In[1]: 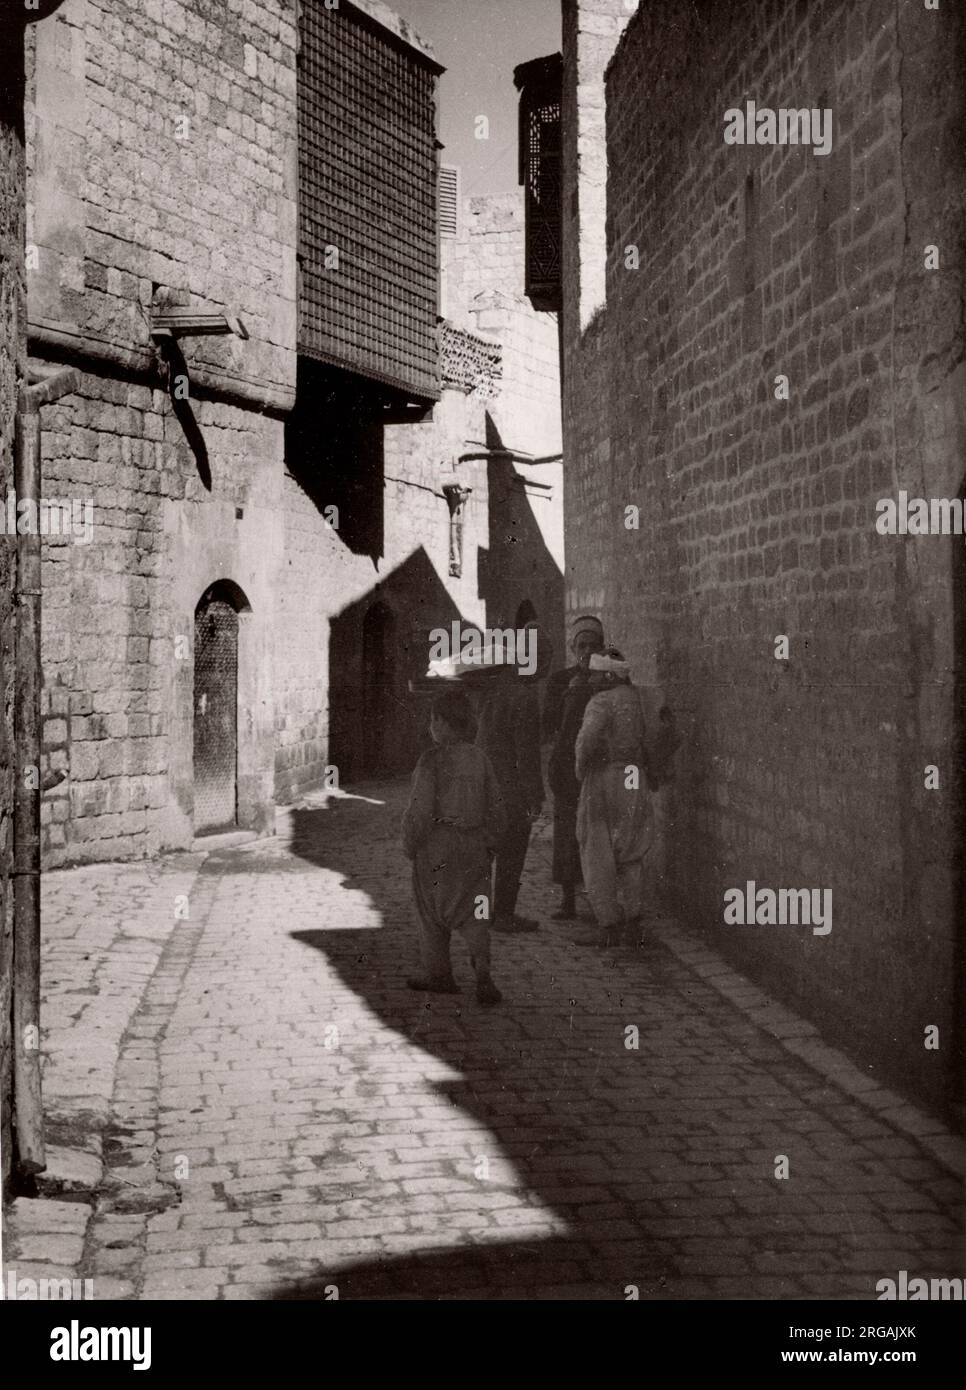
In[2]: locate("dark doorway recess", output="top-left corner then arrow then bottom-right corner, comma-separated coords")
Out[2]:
329,549 -> 467,783
193,580 -> 249,835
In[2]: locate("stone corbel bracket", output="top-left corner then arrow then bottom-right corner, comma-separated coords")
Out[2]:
149,310 -> 249,344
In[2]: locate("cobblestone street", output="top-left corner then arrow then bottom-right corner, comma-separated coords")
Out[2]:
5,779 -> 963,1301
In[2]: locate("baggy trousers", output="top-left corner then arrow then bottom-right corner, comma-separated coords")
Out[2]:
413,823 -> 492,977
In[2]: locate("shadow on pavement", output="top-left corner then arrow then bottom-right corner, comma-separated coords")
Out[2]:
256,787 -> 822,1301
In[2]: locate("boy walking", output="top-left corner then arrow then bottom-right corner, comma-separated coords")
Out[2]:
402,689 -> 505,1006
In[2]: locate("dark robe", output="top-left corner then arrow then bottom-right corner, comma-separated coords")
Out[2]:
544,666 -> 597,888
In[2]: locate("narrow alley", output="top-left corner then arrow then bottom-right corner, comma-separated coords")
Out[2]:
6,780 -> 961,1301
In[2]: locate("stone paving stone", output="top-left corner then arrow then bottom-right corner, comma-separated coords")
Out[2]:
4,779 -> 964,1302
9,1233 -> 87,1265
90,1277 -> 136,1299
37,1144 -> 103,1196
5,1197 -> 91,1236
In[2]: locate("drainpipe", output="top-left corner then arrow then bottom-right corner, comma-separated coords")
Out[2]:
12,366 -> 80,1175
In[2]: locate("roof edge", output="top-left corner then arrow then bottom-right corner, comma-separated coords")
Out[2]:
513,51 -> 562,92
343,0 -> 445,73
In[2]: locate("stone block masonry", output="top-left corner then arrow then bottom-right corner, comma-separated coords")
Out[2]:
25,0 -> 299,865
443,192 -> 563,463
441,192 -> 565,663
22,2 -> 565,859
561,0 -> 966,1116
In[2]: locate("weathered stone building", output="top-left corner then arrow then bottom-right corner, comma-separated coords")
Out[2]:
27,0 -> 303,861
23,0 -> 562,863
289,187 -> 564,789
537,0 -> 966,1117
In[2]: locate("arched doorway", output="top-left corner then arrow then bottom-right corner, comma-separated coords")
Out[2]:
515,598 -> 537,628
193,581 -> 249,834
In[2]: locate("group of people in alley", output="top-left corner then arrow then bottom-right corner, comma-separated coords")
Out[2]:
401,615 -> 679,1006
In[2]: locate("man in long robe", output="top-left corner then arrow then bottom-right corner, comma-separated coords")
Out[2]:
574,651 -> 654,946
543,616 -> 606,918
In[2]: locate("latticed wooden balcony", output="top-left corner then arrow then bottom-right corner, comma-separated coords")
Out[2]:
514,53 -> 563,314
297,0 -> 444,403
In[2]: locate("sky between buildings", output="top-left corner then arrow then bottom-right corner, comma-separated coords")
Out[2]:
388,0 -> 561,198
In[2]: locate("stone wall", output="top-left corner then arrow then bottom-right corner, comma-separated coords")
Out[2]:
26,0 -> 297,864
443,191 -> 565,664
560,0 -> 630,626
444,192 -> 562,458
275,377 -> 494,795
0,15 -> 27,1196
561,0 -> 966,1114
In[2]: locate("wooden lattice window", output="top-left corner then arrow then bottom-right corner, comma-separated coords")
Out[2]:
514,53 -> 562,313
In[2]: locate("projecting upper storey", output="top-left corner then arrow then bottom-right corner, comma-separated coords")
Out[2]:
514,53 -> 562,314
297,0 -> 445,404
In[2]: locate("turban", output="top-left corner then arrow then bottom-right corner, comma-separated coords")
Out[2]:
570,615 -> 604,642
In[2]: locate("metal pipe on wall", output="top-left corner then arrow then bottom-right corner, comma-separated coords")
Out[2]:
12,366 -> 80,1175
